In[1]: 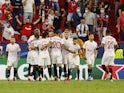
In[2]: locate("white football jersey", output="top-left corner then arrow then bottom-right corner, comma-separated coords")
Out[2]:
102,36 -> 117,56
83,40 -> 97,57
27,35 -> 41,51
3,27 -> 15,40
69,43 -> 81,54
38,38 -> 50,58
27,35 -> 35,44
6,43 -> 21,61
28,40 -> 39,51
50,36 -> 64,54
62,38 -> 73,54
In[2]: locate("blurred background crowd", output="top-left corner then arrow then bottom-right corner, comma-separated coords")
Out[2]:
0,0 -> 124,42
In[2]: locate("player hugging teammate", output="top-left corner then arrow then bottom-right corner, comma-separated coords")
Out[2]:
5,29 -> 118,81
26,29 -> 82,81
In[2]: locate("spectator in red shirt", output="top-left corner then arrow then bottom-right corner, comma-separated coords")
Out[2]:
15,15 -> 41,41
0,0 -> 13,26
67,0 -> 77,29
118,0 -> 124,17
119,0 -> 124,5
117,10 -> 124,41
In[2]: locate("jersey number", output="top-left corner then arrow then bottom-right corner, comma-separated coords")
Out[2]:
53,41 -> 61,48
108,41 -> 114,49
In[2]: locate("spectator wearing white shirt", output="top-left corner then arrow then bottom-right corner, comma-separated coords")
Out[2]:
2,21 -> 20,41
48,9 -> 55,25
23,0 -> 35,23
76,18 -> 89,41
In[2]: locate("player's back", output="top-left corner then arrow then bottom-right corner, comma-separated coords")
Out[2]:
38,38 -> 49,52
27,35 -> 41,52
50,36 -> 63,54
102,36 -> 117,55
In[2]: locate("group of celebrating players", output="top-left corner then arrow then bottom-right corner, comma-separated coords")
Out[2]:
5,28 -> 118,81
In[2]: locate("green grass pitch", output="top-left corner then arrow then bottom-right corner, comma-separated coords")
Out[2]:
0,80 -> 123,93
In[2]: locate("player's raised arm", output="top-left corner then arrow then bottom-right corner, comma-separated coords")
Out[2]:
33,16 -> 42,25
15,15 -> 22,26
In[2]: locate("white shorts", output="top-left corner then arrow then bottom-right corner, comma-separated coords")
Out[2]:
67,13 -> 73,21
27,51 -> 38,65
86,56 -> 95,67
62,53 -> 69,64
102,53 -> 114,66
68,54 -> 80,68
51,54 -> 62,64
7,59 -> 18,68
38,56 -> 51,66
27,51 -> 32,64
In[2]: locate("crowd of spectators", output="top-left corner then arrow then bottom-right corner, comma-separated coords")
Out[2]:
0,0 -> 123,42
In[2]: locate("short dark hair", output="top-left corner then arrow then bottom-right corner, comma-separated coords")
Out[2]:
82,17 -> 85,20
106,29 -> 111,34
27,16 -> 30,19
73,37 -> 78,40
42,32 -> 48,38
89,32 -> 94,35
54,31 -> 60,35
34,29 -> 40,38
